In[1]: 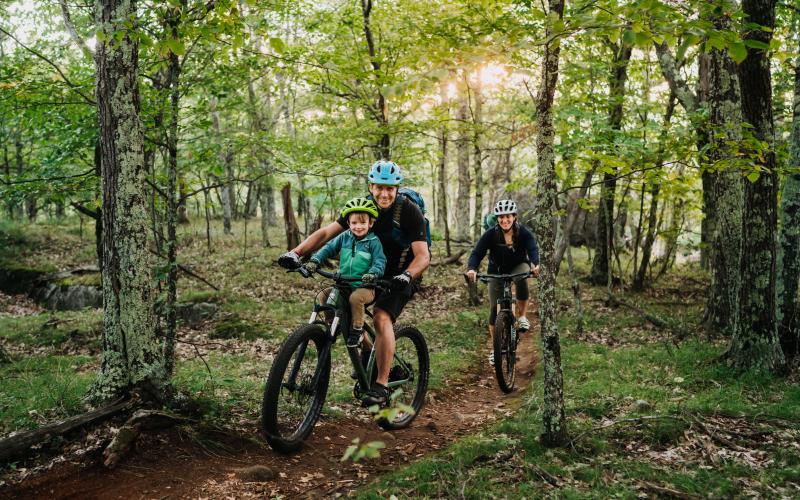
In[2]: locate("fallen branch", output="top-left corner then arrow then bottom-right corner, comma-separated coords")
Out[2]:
604,291 -> 690,340
0,396 -> 137,463
568,414 -> 688,448
641,481 -> 699,499
528,463 -> 563,487
431,249 -> 466,266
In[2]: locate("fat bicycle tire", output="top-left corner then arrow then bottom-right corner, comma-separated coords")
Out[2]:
373,325 -> 429,430
493,311 -> 516,393
262,324 -> 331,453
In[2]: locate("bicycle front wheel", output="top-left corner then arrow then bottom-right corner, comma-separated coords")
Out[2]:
375,325 -> 429,430
262,324 -> 331,453
493,311 -> 516,393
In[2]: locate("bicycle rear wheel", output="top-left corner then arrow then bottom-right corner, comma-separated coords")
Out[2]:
374,325 -> 429,430
493,311 -> 516,393
262,324 -> 331,453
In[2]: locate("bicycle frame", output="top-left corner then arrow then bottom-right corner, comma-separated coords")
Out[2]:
476,271 -> 531,318
286,268 -> 412,399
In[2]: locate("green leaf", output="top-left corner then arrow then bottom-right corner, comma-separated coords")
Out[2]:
746,171 -> 760,183
728,42 -> 747,64
622,29 -> 636,46
743,39 -> 769,50
269,37 -> 287,54
164,37 -> 185,56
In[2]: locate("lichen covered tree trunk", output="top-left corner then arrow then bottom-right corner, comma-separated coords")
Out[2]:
437,88 -> 452,256
455,94 -> 471,241
727,0 -> 785,372
777,30 -> 800,359
704,11 -> 744,338
91,0 -> 166,401
533,0 -> 568,447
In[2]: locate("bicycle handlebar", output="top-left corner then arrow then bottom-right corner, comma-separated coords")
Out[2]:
293,267 -> 392,288
465,271 -> 532,283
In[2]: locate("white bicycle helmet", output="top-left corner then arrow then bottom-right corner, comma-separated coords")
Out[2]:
493,199 -> 517,216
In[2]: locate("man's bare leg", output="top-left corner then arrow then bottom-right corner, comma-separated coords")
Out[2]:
372,309 -> 395,387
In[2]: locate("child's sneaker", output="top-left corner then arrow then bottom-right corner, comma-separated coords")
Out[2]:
516,316 -> 530,332
361,383 -> 390,407
347,328 -> 363,348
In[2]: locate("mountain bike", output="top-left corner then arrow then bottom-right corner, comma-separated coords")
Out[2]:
476,271 -> 531,393
262,267 -> 429,454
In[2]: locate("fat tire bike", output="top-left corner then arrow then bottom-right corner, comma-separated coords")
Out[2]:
476,271 -> 531,393
262,267 -> 429,453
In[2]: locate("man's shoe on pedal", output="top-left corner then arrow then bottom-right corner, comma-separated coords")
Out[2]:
361,383 -> 391,407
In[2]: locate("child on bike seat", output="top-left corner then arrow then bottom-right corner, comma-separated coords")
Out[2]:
302,197 -> 386,347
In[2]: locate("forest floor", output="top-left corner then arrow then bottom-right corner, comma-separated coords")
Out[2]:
1,218 -> 800,498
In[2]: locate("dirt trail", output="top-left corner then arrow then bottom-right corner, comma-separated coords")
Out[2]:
2,330 -> 539,499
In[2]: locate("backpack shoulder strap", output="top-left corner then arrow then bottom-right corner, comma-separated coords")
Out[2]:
392,193 -> 406,228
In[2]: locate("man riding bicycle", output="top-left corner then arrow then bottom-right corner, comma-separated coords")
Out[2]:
278,160 -> 430,407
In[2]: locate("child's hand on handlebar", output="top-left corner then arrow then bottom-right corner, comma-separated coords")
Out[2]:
532,265 -> 540,277
466,269 -> 477,282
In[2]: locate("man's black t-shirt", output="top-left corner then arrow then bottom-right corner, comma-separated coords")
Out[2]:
337,196 -> 426,277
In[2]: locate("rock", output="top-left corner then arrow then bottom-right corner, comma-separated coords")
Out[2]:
32,283 -> 103,311
177,302 -> 218,327
381,432 -> 396,441
634,399 -> 652,412
233,465 -> 276,483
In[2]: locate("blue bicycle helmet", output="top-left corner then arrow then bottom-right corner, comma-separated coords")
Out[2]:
367,160 -> 403,186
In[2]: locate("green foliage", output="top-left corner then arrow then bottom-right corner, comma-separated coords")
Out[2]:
342,438 -> 386,462
0,355 -> 94,435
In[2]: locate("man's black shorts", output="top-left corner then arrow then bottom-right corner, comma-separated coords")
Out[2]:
374,280 -> 420,322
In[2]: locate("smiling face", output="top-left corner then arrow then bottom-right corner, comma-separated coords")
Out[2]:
369,184 -> 398,210
348,212 -> 373,238
498,213 -> 515,231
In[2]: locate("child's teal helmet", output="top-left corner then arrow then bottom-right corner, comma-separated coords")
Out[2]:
368,160 -> 403,186
342,197 -> 379,219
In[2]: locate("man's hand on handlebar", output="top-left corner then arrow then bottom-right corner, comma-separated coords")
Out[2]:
532,265 -> 540,278
466,269 -> 477,283
278,250 -> 302,270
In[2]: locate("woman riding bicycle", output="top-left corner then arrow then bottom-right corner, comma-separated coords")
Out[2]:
466,199 -> 540,343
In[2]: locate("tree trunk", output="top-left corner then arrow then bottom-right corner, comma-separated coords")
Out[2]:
360,0 -> 390,159
163,5 -> 184,379
455,93 -> 471,241
590,42 -> 632,285
259,177 -> 272,248
634,93 -> 677,290
533,0 -> 568,448
281,183 -> 301,251
777,29 -> 800,360
177,177 -> 189,223
438,104 -> 452,257
472,79 -> 484,242
554,162 -> 597,274
210,96 -> 233,235
704,16 -> 744,337
727,0 -> 785,372
91,0 -> 166,402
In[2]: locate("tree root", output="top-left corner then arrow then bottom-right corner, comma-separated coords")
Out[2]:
103,409 -> 190,468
